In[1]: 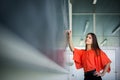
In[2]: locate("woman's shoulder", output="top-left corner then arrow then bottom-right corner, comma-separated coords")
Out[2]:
99,49 -> 105,53
74,48 -> 85,51
73,48 -> 86,54
99,49 -> 108,56
73,48 -> 85,56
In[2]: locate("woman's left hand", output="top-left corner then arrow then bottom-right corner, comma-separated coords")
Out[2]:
94,71 -> 105,77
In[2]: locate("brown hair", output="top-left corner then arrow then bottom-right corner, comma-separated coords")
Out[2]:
85,33 -> 101,55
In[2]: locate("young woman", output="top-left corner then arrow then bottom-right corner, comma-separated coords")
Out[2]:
67,30 -> 111,80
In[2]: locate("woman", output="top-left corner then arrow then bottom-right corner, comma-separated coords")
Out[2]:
67,30 -> 111,80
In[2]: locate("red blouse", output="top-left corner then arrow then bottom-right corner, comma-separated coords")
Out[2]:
73,48 -> 111,72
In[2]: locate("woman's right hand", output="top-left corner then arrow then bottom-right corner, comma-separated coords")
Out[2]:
66,30 -> 74,52
66,30 -> 72,40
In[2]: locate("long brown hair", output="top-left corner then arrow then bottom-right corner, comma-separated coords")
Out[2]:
85,33 -> 101,55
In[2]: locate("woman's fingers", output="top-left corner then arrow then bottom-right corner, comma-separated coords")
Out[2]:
94,71 -> 101,77
65,30 -> 72,37
93,71 -> 98,76
66,30 -> 71,33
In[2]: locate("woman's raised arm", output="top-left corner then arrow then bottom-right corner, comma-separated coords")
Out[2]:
67,30 -> 74,52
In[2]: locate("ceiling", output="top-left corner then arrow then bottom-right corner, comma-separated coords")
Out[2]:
71,0 -> 120,47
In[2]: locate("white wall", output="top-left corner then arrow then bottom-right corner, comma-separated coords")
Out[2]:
115,47 -> 120,80
101,47 -> 115,80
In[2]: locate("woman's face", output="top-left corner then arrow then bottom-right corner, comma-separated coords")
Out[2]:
85,34 -> 93,45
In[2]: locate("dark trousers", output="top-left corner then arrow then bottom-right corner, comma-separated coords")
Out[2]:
84,70 -> 102,80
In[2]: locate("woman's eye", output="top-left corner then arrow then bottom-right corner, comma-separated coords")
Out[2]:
89,37 -> 91,39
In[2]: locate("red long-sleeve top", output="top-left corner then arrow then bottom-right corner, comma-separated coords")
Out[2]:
73,48 -> 111,72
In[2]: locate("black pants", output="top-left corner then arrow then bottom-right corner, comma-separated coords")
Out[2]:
84,70 -> 102,80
